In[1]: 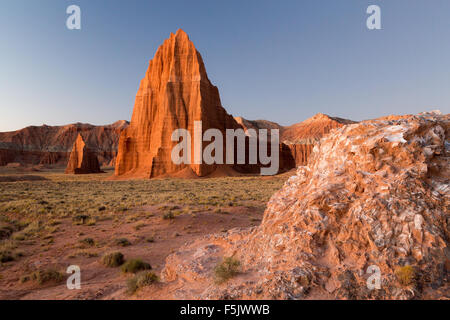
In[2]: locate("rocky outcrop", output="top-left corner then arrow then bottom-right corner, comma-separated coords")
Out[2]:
115,29 -> 267,178
0,121 -> 128,167
65,134 -> 102,174
282,113 -> 356,166
161,112 -> 449,300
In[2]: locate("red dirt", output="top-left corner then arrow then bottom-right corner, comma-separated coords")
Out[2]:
0,205 -> 263,300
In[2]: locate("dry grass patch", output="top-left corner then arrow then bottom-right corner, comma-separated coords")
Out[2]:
0,171 -> 290,220
121,259 -> 151,273
395,265 -> 415,286
101,252 -> 124,267
214,257 -> 241,284
127,271 -> 159,294
21,269 -> 64,285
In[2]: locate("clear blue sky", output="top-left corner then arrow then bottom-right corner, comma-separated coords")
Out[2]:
1,0 -> 449,132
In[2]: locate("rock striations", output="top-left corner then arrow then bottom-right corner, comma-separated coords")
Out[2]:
65,134 -> 102,174
115,29 -> 250,178
0,121 -> 128,167
162,112 -> 449,300
282,113 -> 356,166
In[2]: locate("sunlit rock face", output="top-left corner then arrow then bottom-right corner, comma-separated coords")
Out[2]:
65,134 -> 102,174
115,29 -> 243,179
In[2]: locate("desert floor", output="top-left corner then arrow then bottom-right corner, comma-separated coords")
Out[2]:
0,166 -> 291,299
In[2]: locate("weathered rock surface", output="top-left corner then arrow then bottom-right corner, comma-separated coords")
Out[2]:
0,121 -> 128,167
65,134 -> 102,174
162,112 -> 449,300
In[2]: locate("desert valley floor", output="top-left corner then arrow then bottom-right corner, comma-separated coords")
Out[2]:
0,166 -> 290,299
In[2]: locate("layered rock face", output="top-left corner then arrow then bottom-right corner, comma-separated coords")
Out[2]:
65,134 -> 102,174
236,113 -> 356,168
116,30 -> 252,178
234,117 -> 283,133
282,113 -> 356,166
162,112 -> 449,299
0,121 -> 128,167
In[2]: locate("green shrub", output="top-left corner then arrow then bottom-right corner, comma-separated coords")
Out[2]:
121,259 -> 151,273
114,238 -> 131,247
214,257 -> 240,284
127,271 -> 159,294
101,252 -> 124,267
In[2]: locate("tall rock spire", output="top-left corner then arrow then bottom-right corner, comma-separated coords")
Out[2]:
115,29 -> 242,178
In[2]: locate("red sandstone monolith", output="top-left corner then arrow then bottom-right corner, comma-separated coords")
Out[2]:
65,134 -> 101,174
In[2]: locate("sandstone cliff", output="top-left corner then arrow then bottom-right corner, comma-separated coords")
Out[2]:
65,134 -> 102,174
162,111 -> 449,300
115,30 -> 266,178
0,121 -> 128,167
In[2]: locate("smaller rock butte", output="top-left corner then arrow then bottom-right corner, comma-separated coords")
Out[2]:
65,134 -> 102,174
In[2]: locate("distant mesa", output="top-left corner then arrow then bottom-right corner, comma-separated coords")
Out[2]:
65,134 -> 102,174
0,121 -> 129,168
236,113 -> 356,167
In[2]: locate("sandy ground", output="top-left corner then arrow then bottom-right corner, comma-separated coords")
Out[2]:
0,204 -> 264,300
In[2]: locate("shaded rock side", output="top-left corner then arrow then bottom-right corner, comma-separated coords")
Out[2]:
65,134 -> 102,174
235,113 -> 356,168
